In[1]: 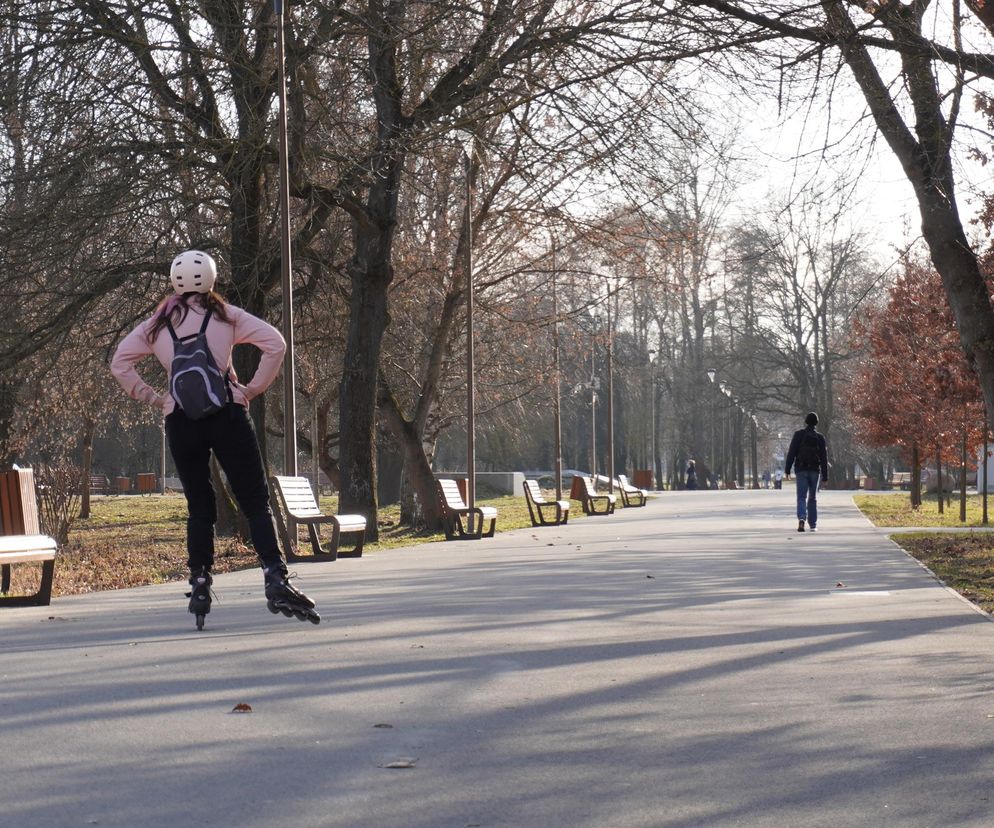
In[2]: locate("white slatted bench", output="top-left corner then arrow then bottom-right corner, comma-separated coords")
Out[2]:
270,475 -> 366,562
2,468 -> 58,607
1,535 -> 58,607
522,479 -> 570,526
571,475 -> 616,516
617,474 -> 648,507
436,479 -> 497,540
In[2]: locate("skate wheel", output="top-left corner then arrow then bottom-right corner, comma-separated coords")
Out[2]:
280,606 -> 293,618
267,600 -> 280,615
308,613 -> 320,625
196,614 -> 205,631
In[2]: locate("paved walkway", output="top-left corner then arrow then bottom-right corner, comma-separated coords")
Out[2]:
5,490 -> 994,827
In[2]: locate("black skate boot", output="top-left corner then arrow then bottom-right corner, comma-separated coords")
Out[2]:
263,563 -> 320,625
186,567 -> 213,631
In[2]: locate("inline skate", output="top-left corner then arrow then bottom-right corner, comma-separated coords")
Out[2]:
264,563 -> 320,624
186,567 -> 213,631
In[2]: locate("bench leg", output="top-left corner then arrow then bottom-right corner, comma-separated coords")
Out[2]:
308,523 -> 338,562
0,559 -> 55,606
1,562 -> 9,594
335,528 -> 364,558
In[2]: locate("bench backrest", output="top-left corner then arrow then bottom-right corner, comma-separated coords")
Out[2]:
437,479 -> 467,510
524,479 -> 546,504
271,475 -> 322,519
580,476 -> 598,496
1,468 -> 40,535
618,474 -> 630,488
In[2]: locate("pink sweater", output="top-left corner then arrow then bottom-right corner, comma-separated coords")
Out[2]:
111,300 -> 286,415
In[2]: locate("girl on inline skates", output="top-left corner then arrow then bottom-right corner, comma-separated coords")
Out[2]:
110,250 -> 319,628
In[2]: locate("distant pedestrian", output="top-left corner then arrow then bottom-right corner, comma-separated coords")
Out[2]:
685,459 -> 698,490
111,249 -> 319,628
774,468 -> 783,490
784,411 -> 829,532
762,469 -> 771,489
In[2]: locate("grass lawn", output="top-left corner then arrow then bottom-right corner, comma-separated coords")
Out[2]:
887,532 -> 994,614
854,491 -> 994,614
4,487 -> 586,599
852,492 -> 994,527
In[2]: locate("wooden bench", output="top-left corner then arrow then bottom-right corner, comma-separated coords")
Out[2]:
436,479 -> 497,540
522,479 -> 570,526
570,475 -> 616,515
1,468 -> 58,607
617,474 -> 648,507
89,474 -> 109,495
270,475 -> 366,562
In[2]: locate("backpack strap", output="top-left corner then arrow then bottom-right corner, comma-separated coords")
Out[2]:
165,308 -> 213,343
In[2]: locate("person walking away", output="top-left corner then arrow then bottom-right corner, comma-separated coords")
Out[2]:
784,412 -> 829,532
774,468 -> 783,490
686,459 -> 698,490
111,250 -> 320,628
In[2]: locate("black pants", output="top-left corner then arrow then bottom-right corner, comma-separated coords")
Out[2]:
165,403 -> 281,572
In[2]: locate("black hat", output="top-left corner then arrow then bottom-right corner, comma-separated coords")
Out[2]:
805,412 -> 818,426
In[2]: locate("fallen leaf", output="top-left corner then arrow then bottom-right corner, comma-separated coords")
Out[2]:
836,582 -> 846,588
646,575 -> 655,579
373,723 -> 394,728
380,757 -> 418,769
232,703 -> 253,713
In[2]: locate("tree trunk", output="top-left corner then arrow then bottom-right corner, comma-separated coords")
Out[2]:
826,0 -> 994,424
80,417 -> 95,519
937,446 -> 944,514
377,381 -> 444,530
910,440 -> 921,509
339,228 -> 393,542
961,426 -> 968,523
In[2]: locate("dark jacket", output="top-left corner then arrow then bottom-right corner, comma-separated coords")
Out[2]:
784,426 -> 829,479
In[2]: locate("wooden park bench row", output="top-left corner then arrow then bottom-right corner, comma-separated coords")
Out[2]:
1,468 -> 58,607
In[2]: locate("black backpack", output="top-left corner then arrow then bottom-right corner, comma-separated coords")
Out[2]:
796,431 -> 821,471
166,310 -> 229,419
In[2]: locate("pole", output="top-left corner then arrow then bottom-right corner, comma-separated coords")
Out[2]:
590,338 -> 597,481
464,143 -> 476,533
649,357 -> 656,490
607,296 -> 615,494
312,400 -> 319,498
984,404 -> 989,525
161,419 -> 166,495
551,243 -> 563,500
276,0 -> 296,475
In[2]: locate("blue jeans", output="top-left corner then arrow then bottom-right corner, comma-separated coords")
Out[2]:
795,470 -> 821,526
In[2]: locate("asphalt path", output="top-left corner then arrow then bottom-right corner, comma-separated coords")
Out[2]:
4,489 -> 994,827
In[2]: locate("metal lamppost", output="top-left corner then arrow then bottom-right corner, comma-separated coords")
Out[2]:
707,369 -> 716,488
459,131 -> 477,533
275,0 -> 296,475
750,414 -> 759,489
551,241 -> 563,500
719,382 -> 730,487
649,349 -> 657,490
606,296 -> 615,494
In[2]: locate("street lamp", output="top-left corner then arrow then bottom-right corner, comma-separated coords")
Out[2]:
550,235 -> 563,500
275,0 -> 296,475
706,369 -> 716,488
458,129 -> 477,532
606,294 -> 615,494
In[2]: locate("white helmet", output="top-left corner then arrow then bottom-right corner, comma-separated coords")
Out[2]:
170,250 -> 217,294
